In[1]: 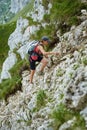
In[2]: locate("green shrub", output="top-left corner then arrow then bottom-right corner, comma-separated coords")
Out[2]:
56,68 -> 64,77
50,103 -> 85,130
51,103 -> 73,129
0,22 -> 16,70
70,114 -> 86,130
0,76 -> 21,100
36,89 -> 47,110
69,72 -> 74,79
0,59 -> 29,100
59,93 -> 64,100
43,0 -> 87,33
31,0 -> 87,42
73,63 -> 79,70
82,57 -> 87,66
42,0 -> 49,10
43,14 -> 50,23
50,0 -> 82,24
30,24 -> 55,40
26,16 -> 38,26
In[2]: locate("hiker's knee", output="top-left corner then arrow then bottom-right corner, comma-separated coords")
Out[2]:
45,58 -> 48,65
44,60 -> 48,65
41,58 -> 48,65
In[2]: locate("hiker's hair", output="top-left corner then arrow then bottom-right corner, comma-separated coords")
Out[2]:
40,40 -> 44,43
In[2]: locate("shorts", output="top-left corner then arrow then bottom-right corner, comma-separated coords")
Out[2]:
29,54 -> 43,70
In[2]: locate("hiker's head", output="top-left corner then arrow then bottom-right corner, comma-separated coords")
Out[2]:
41,36 -> 50,45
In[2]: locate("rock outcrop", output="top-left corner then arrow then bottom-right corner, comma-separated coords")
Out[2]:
10,0 -> 30,14
0,1 -> 87,129
0,17 -> 87,129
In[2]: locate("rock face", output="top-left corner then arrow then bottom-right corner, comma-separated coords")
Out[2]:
26,0 -> 52,22
0,2 -> 87,129
0,0 -> 11,23
0,17 -> 87,129
0,52 -> 17,80
10,0 -> 31,14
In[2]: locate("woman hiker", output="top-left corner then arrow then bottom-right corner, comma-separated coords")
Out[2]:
29,36 -> 60,84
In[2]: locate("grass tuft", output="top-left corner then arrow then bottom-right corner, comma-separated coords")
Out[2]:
50,103 -> 86,130
36,89 -> 47,110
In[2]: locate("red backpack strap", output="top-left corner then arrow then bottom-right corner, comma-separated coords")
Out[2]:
33,45 -> 39,53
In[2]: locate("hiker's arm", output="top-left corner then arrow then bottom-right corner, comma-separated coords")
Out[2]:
38,46 -> 59,56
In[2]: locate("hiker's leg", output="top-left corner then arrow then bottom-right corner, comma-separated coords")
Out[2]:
40,58 -> 48,72
30,70 -> 35,83
29,57 -> 36,83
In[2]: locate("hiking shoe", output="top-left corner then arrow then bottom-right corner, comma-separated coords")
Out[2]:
29,81 -> 33,84
37,71 -> 44,76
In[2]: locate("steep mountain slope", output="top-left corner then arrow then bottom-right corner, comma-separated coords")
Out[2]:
0,0 -> 87,129
0,19 -> 87,129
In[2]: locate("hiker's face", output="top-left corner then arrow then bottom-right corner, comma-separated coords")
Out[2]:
43,41 -> 49,46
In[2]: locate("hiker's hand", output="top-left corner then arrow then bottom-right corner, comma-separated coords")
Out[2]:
54,52 -> 60,56
45,55 -> 48,58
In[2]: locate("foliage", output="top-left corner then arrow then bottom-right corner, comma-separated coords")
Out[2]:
43,0 -> 87,33
0,22 -> 16,71
30,23 -> 56,51
31,0 -> 87,45
0,59 -> 28,100
42,0 -> 49,10
50,103 -> 85,130
51,103 -> 73,128
36,89 -> 47,110
82,56 -> 87,66
73,63 -> 80,70
70,114 -> 86,130
49,0 -> 82,24
0,76 -> 21,100
26,16 -> 39,26
56,68 -> 64,77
